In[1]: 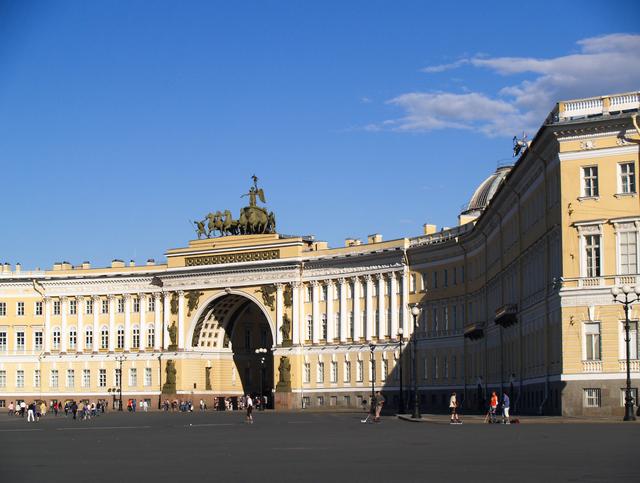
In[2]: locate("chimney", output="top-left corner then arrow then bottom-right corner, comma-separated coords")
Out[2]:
53,262 -> 62,271
367,233 -> 382,244
111,259 -> 125,268
423,224 -> 437,235
82,261 -> 91,269
15,263 -> 21,274
146,259 -> 156,266
61,261 -> 72,270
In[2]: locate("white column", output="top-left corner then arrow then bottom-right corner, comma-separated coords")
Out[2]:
312,281 -> 320,344
326,281 -> 335,342
291,282 -> 301,345
365,275 -> 374,341
353,277 -> 361,341
108,295 -> 116,352
77,297 -> 84,352
44,297 -> 51,353
339,278 -> 347,343
124,294 -> 131,351
177,290 -> 185,350
139,294 -> 146,350
92,296 -> 100,352
163,293 -> 171,349
390,274 -> 399,340
154,294 -> 162,350
401,269 -> 409,335
275,284 -> 284,346
60,297 -> 68,353
377,274 -> 385,339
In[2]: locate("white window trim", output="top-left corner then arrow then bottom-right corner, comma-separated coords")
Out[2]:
617,161 -> 637,195
580,165 -> 599,199
618,319 -> 639,360
613,220 -> 640,276
576,222 -> 604,278
582,321 -> 601,361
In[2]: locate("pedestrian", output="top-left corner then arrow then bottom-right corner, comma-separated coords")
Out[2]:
19,401 -> 26,417
373,391 -> 385,422
8,401 -> 14,416
502,392 -> 510,424
245,395 -> 253,424
71,401 -> 78,420
27,402 -> 35,422
489,391 -> 498,423
449,392 -> 461,424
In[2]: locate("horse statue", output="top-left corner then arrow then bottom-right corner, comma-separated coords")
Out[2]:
206,213 -> 216,238
213,211 -> 224,236
222,209 -> 239,235
192,219 -> 207,239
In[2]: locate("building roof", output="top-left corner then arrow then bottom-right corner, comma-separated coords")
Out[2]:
461,165 -> 512,216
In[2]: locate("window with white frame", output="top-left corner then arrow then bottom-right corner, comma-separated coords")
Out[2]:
618,230 -> 638,275
147,325 -> 155,348
344,360 -> 351,382
34,369 -> 40,388
102,299 -> 109,314
99,369 -> 106,387
621,321 -> 639,360
382,358 -> 388,379
368,359 -> 374,382
34,331 -> 43,350
320,285 -> 327,301
619,162 -> 636,194
66,369 -> 74,388
583,388 -> 601,408
0,370 -> 6,388
69,299 -> 76,315
117,326 -> 124,349
306,315 -> 313,341
129,368 -> 137,386
16,370 -> 24,388
132,326 -> 140,349
16,331 -> 25,352
0,331 -> 6,352
82,369 -> 90,388
148,296 -> 155,312
423,357 -> 428,380
330,361 -> 338,383
356,360 -> 364,382
0,302 -> 5,316
584,322 -> 601,360
410,273 -> 416,293
585,234 -> 601,277
85,327 -> 93,348
101,327 -> 109,349
133,298 -> 140,313
620,388 -> 638,407
86,299 -> 93,315
117,298 -> 125,313
68,327 -> 77,350
305,285 -> 312,303
52,328 -> 61,350
582,166 -> 599,197
317,362 -> 324,383
303,363 -> 311,383
115,368 -> 121,387
321,314 -> 327,340
35,301 -> 43,316
432,355 -> 438,380
53,300 -> 60,315
144,367 -> 152,386
17,301 -> 24,316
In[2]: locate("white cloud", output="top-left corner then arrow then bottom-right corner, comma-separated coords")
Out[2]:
377,33 -> 640,137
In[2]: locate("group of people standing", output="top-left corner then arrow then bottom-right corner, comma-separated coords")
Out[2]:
7,400 -> 106,422
449,390 -> 512,424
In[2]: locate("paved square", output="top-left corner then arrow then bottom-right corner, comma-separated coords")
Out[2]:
0,411 -> 637,482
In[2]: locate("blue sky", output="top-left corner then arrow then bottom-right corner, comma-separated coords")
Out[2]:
1,0 -> 638,269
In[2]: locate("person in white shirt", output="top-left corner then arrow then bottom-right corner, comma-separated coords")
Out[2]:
245,395 -> 253,423
449,392 -> 461,424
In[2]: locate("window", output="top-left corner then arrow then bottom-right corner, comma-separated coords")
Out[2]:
52,329 -> 61,350
0,332 -> 5,352
349,313 -> 354,339
317,362 -> 325,383
69,299 -> 77,315
317,396 -> 324,406
86,299 -> 93,315
0,370 -> 6,388
444,269 -> 448,287
101,327 -> 109,349
16,331 -> 25,351
68,327 -> 77,350
17,301 -> 24,316
461,266 -> 465,283
117,298 -> 125,313
582,166 -> 599,197
132,326 -> 140,349
129,368 -> 137,386
422,357 -> 428,380
35,301 -> 43,316
66,369 -> 75,388
144,367 -> 152,386
303,363 -> 311,383
433,271 -> 438,289
432,355 -> 438,380
115,368 -> 121,388
584,388 -> 601,408
306,315 -> 313,341
368,360 -> 374,382
620,388 -> 638,407
330,361 -> 338,383
624,321 -> 639,360
99,369 -> 106,387
619,231 -> 638,275
453,268 -> 457,285
82,369 -> 90,388
452,355 -> 457,379
53,300 -> 60,315
102,299 -> 109,314
320,285 -> 327,301
0,302 -> 5,316
443,356 -> 449,379
16,370 -> 24,388
85,327 -> 93,348
305,286 -> 312,303
584,323 -> 601,360
133,298 -> 140,313
34,369 -> 40,388
117,326 -> 124,349
432,308 -> 438,333
410,274 -> 416,292
321,314 -> 327,340
50,369 -> 59,388
344,361 -> 351,382
356,360 -> 364,382
148,297 -> 155,312
147,325 -> 155,348
585,234 -> 601,277
619,162 -> 636,194
382,359 -> 388,379
34,331 -> 43,350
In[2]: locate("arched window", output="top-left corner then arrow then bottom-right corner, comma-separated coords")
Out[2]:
117,326 -> 124,349
132,325 -> 140,349
147,325 -> 155,348
85,326 -> 93,348
52,328 -> 61,350
101,326 -> 109,349
69,326 -> 77,350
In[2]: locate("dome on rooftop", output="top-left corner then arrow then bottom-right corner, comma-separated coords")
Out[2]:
461,166 -> 511,216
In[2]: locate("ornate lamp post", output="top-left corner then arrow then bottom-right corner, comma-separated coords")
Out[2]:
397,327 -> 404,414
369,343 -> 376,410
611,284 -> 639,421
255,348 -> 268,404
410,304 -> 421,419
115,354 -> 125,411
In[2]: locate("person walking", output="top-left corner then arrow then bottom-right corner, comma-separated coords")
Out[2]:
27,402 -> 35,422
502,392 -> 510,424
449,392 -> 461,424
374,391 -> 385,422
489,391 -> 498,423
245,395 -> 254,424
8,401 -> 14,416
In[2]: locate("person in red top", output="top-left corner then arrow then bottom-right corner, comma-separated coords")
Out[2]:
489,391 -> 498,423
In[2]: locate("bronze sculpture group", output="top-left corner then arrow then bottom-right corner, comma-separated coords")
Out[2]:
193,176 -> 276,238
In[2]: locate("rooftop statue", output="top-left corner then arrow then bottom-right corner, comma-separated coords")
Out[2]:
193,175 -> 276,238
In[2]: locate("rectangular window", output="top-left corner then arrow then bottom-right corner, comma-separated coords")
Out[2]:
117,298 -> 125,313
86,299 -> 93,315
53,330 -> 61,350
423,357 -> 428,380
144,367 -> 152,386
16,370 -> 24,388
132,327 -> 140,349
317,362 -> 325,383
626,321 -> 639,360
382,359 -> 388,379
147,327 -> 155,349
82,369 -> 90,388
69,299 -> 77,315
356,360 -> 364,382
330,361 -> 338,383
99,369 -> 106,387
584,388 -> 601,408
0,332 -> 6,352
102,299 -> 109,314
133,298 -> 140,313
35,330 -> 44,349
444,269 -> 448,287
303,363 -> 311,383
53,300 -> 60,315
433,271 -> 438,289
16,331 -> 25,351
368,360 -> 374,382
321,314 -> 327,340
582,166 -> 599,197
306,316 -> 313,341
453,268 -> 457,285
17,302 -> 24,316
66,369 -> 75,388
305,286 -> 312,303
0,370 -> 6,388
410,274 -> 416,292
432,355 -> 438,380
620,388 -> 638,407
0,302 -> 5,316
129,368 -> 137,386
148,297 -> 155,312
35,301 -> 43,316
34,369 -> 40,388
619,231 -> 638,275
101,328 -> 109,349
50,369 -> 59,388
317,396 -> 324,406
85,327 -> 93,348
68,328 -> 77,350
115,368 -> 121,388
344,361 -> 351,382
585,322 -> 601,361
585,234 -> 601,277
619,162 -> 636,194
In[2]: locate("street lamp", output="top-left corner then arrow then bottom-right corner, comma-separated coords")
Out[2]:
397,327 -> 404,414
255,348 -> 268,407
611,284 -> 639,421
410,304 -> 421,419
369,343 -> 376,411
115,354 -> 125,411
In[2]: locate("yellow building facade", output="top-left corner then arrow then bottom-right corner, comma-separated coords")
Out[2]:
0,92 -> 638,416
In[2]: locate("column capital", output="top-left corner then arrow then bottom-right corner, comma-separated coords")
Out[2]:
123,293 -> 132,301
60,296 -> 68,302
177,290 -> 185,297
374,273 -> 384,281
310,280 -> 320,287
137,293 -> 147,300
154,292 -> 162,301
364,274 -> 373,284
163,292 -> 171,301
338,277 -> 347,286
326,279 -> 335,288
275,283 -> 284,290
92,295 -> 101,302
75,295 -> 84,302
107,294 -> 116,301
291,281 -> 302,289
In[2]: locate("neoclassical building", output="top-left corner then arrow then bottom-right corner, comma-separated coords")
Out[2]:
0,91 -> 638,416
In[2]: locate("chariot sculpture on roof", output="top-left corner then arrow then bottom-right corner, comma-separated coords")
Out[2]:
192,175 -> 276,238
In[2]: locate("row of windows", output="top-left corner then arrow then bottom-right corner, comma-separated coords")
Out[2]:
409,267 -> 466,293
303,279 -> 402,303
304,310 -> 403,341
581,162 -> 636,198
303,359 -> 392,384
0,297 -> 157,318
583,321 -> 639,361
0,367 -> 154,389
583,229 -> 638,277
